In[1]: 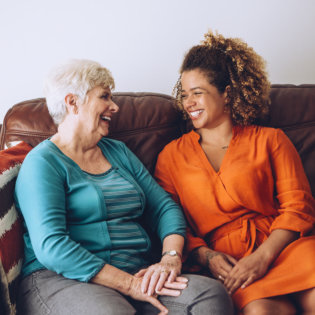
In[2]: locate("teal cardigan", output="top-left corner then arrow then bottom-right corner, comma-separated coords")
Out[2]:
14,138 -> 186,282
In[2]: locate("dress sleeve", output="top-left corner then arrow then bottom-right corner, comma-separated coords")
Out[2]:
155,148 -> 208,254
270,129 -> 315,235
121,144 -> 186,241
14,151 -> 105,282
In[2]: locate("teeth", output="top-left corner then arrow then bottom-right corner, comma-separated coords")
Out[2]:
190,110 -> 203,118
101,116 -> 111,121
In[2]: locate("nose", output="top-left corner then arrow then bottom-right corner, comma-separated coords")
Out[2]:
183,94 -> 195,109
110,100 -> 119,113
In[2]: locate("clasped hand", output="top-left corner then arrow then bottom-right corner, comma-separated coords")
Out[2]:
134,255 -> 188,296
208,250 -> 270,295
128,256 -> 188,314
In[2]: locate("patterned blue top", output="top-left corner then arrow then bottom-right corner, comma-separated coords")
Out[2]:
84,167 -> 149,273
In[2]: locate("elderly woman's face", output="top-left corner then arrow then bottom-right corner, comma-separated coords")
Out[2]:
77,86 -> 119,138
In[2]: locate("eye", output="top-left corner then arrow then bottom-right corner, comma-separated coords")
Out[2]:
181,94 -> 188,99
194,91 -> 202,95
101,93 -> 110,100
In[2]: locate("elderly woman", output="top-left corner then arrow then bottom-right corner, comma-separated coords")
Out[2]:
14,59 -> 233,315
155,31 -> 315,314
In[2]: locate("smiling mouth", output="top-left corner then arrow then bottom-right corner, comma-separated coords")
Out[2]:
189,110 -> 204,118
100,115 -> 111,121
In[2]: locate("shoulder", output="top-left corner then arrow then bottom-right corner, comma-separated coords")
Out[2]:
239,125 -> 284,141
239,126 -> 294,151
23,139 -> 62,165
98,137 -> 127,152
159,130 -> 198,157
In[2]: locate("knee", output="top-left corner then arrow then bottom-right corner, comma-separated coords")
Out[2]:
184,274 -> 234,314
243,299 -> 296,315
296,287 -> 315,312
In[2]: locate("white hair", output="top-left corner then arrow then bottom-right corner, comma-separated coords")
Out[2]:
43,59 -> 115,125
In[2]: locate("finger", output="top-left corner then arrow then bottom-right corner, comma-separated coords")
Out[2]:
225,276 -> 243,294
141,269 -> 155,294
219,260 -> 235,274
229,278 -> 243,295
225,255 -> 238,266
156,287 -> 181,297
147,271 -> 161,296
134,268 -> 147,277
167,270 -> 177,283
163,280 -> 187,290
147,296 -> 168,314
240,276 -> 254,289
155,271 -> 169,292
175,276 -> 188,283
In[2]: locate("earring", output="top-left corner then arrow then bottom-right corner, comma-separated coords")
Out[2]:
224,105 -> 230,113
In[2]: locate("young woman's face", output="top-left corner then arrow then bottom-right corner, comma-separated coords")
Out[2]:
78,86 -> 119,138
181,69 -> 230,130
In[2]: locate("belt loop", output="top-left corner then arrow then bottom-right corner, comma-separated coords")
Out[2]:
241,218 -> 257,256
241,219 -> 248,242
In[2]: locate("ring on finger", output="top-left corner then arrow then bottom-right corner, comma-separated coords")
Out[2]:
218,275 -> 224,280
161,269 -> 169,274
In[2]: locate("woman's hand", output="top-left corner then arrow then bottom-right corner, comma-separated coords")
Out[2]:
223,229 -> 299,294
223,250 -> 270,294
127,276 -> 170,314
203,249 -> 237,282
134,255 -> 188,297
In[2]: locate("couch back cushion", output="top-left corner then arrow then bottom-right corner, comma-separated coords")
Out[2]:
0,142 -> 32,315
266,85 -> 315,195
0,93 -> 185,175
0,86 -> 314,195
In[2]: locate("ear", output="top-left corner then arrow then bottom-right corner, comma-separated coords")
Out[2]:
64,93 -> 79,114
223,85 -> 231,104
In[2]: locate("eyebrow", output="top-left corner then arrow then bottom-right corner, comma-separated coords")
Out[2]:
181,87 -> 207,93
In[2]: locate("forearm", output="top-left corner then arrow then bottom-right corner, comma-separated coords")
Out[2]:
254,228 -> 298,264
90,264 -> 133,295
190,245 -> 216,267
161,234 -> 184,257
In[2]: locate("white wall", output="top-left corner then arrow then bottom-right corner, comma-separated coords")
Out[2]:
1,0 -> 315,123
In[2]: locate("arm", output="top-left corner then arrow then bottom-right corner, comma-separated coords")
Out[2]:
122,143 -> 186,241
269,129 -> 315,234
136,234 -> 188,296
224,129 -> 315,294
14,150 -> 105,282
91,264 -> 169,314
118,145 -> 188,294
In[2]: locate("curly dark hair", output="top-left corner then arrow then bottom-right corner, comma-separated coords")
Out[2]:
174,30 -> 271,126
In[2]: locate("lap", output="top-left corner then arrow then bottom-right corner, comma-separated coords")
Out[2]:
18,269 -> 136,315
18,270 -> 233,315
136,274 -> 233,315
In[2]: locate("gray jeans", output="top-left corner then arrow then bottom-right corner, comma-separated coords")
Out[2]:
17,270 -> 233,315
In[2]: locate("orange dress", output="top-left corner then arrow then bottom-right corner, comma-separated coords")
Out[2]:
155,126 -> 315,310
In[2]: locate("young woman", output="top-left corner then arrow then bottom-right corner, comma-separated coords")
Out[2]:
155,31 -> 315,314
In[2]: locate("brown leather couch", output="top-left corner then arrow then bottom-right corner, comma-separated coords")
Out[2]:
1,85 -> 315,195
0,85 -> 314,314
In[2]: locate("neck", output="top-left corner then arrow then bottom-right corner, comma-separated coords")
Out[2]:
51,118 -> 101,155
196,119 -> 234,148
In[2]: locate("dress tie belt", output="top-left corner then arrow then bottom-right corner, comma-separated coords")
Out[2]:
206,214 -> 269,257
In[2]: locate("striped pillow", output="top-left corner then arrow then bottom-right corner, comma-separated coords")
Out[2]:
0,142 -> 32,315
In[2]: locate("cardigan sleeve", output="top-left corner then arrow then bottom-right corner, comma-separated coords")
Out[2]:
121,143 -> 186,241
270,129 -> 315,235
14,150 -> 106,282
